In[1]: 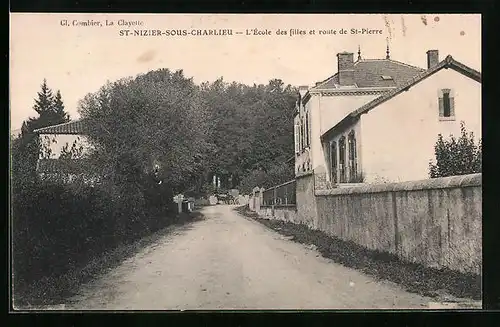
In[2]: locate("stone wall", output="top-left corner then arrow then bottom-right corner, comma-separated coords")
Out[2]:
252,172 -> 482,275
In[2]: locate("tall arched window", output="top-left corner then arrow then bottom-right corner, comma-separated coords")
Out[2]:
339,136 -> 346,183
348,130 -> 358,182
330,141 -> 337,184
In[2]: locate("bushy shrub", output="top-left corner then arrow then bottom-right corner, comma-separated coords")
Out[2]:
12,181 -> 114,284
11,174 -> 176,294
429,122 -> 482,178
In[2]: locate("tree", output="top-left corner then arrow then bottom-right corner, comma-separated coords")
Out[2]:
12,80 -> 72,186
53,90 -> 71,122
25,79 -> 70,133
198,78 -> 296,192
32,79 -> 54,116
78,69 -> 215,200
429,122 -> 482,178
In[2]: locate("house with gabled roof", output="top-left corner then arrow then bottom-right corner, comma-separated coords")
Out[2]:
33,119 -> 94,182
33,118 -> 164,184
294,48 -> 481,186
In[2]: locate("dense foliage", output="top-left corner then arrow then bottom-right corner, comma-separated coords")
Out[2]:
79,70 -> 212,197
78,71 -> 297,196
238,162 -> 295,194
199,78 -> 296,192
429,122 -> 482,178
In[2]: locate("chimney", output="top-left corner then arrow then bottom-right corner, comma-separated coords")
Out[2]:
426,50 -> 439,69
337,52 -> 355,86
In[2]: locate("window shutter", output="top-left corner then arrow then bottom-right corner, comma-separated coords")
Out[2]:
294,123 -> 299,153
304,114 -> 308,147
450,96 -> 455,117
299,120 -> 302,151
307,111 -> 311,146
438,97 -> 444,117
300,118 -> 304,150
305,112 -> 309,147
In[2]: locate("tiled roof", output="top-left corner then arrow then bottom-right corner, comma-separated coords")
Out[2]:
34,119 -> 89,135
37,158 -> 91,174
321,55 -> 481,141
312,59 -> 425,90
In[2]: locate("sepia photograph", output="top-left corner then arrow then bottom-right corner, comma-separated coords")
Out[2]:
9,13 -> 482,310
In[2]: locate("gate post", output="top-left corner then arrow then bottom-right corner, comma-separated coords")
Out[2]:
251,186 -> 260,212
255,187 -> 264,213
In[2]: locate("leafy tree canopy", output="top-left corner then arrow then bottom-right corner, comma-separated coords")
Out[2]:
78,70 -> 297,196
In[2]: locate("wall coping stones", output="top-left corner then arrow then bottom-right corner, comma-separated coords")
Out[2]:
315,173 -> 482,196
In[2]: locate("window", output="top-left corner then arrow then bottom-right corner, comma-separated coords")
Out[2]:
348,131 -> 358,182
305,109 -> 312,148
294,121 -> 300,154
305,111 -> 309,147
443,92 -> 451,117
300,117 -> 304,150
330,141 -> 337,184
338,136 -> 346,183
296,108 -> 311,153
439,89 -> 455,120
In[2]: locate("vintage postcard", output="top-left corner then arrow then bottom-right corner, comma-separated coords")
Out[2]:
10,13 -> 482,311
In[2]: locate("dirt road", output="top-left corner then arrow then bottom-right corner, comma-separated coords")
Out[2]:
66,205 -> 433,310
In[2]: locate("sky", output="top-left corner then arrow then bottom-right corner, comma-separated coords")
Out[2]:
10,13 -> 481,130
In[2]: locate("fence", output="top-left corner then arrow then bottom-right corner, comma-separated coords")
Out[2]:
262,180 -> 296,206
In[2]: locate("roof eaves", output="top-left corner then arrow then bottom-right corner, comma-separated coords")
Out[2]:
447,58 -> 481,82
312,86 -> 395,93
34,119 -> 87,134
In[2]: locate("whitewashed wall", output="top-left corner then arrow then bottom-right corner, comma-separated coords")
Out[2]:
316,93 -> 380,134
360,68 -> 481,183
39,134 -> 93,159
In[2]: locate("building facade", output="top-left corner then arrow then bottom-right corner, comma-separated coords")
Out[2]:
295,48 -> 481,186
